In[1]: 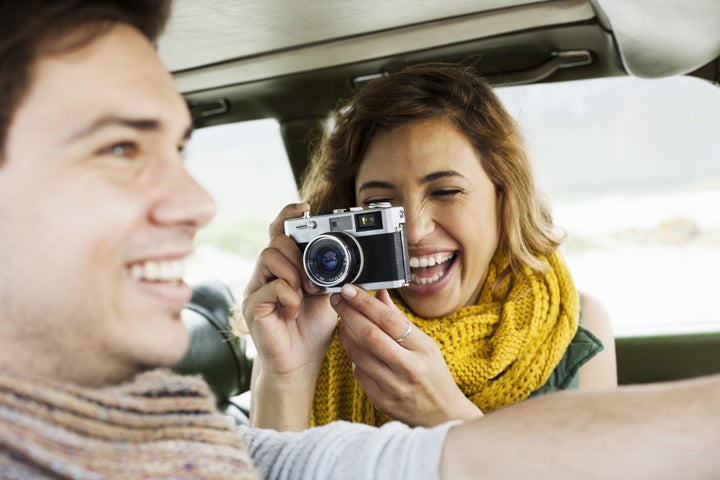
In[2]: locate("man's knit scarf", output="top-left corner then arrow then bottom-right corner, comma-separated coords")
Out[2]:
312,250 -> 579,427
0,369 -> 258,479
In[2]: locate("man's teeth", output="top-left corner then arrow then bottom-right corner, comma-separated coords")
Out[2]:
409,252 -> 453,268
127,260 -> 185,282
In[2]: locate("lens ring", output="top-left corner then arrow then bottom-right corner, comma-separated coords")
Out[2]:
303,233 -> 363,288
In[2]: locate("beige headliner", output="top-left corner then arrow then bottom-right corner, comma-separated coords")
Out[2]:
161,0 -> 596,93
159,0 -> 551,72
157,0 -> 720,93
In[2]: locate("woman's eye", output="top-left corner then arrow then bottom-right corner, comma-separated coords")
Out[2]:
432,189 -> 462,198
100,142 -> 139,159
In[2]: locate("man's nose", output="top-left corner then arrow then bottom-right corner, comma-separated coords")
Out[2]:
150,158 -> 217,231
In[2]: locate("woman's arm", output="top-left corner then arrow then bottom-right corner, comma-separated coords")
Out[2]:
577,292 -> 618,388
242,202 -> 339,430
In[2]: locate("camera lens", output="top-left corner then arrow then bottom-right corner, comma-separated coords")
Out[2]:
303,233 -> 363,288
315,247 -> 340,272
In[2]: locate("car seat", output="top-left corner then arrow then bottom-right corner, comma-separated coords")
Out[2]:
173,280 -> 252,425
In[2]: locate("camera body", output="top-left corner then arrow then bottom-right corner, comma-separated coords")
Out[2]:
284,203 -> 411,293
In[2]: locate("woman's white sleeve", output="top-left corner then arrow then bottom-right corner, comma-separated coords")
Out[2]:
239,420 -> 457,480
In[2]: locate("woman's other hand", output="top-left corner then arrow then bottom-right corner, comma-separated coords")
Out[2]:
332,284 -> 484,427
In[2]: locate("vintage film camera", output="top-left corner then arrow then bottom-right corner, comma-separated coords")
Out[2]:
284,203 -> 411,293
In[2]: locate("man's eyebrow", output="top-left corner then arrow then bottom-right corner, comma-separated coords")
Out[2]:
357,170 -> 467,192
64,115 -> 192,143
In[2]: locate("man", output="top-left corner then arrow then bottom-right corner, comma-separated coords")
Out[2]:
0,1 -> 717,479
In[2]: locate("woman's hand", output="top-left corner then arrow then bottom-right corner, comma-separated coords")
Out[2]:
242,202 -> 338,429
331,284 -> 484,427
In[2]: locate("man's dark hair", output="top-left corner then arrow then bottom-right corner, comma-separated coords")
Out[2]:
0,0 -> 172,162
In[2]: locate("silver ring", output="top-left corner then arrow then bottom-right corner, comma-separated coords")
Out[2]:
395,321 -> 412,343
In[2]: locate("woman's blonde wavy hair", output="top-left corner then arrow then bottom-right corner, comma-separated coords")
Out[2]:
300,63 -> 562,282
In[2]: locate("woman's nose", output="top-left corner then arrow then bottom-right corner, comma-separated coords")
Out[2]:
403,203 -> 434,244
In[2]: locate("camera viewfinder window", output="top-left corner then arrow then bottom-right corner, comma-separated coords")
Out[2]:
356,211 -> 383,231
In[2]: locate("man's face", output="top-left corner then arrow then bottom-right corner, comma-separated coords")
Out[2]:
0,24 -> 216,385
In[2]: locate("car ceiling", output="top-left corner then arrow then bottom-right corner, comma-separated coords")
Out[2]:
156,0 -> 720,181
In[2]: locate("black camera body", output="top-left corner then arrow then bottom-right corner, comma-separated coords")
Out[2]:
284,203 -> 411,293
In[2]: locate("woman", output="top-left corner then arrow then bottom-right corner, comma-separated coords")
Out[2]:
243,63 -> 617,431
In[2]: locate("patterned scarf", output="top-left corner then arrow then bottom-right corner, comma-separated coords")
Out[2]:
312,250 -> 579,427
0,369 -> 258,479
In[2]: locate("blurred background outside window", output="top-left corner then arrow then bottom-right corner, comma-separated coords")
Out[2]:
185,76 -> 720,336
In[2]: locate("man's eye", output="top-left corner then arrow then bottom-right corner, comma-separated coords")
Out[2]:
101,142 -> 139,158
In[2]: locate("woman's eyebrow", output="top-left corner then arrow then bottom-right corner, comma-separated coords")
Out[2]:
421,170 -> 467,183
357,180 -> 395,193
358,170 -> 467,192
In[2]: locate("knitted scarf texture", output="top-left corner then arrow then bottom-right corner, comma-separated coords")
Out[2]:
312,250 -> 579,427
0,369 -> 258,479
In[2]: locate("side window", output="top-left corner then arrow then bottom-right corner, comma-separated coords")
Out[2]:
183,119 -> 300,300
183,79 -> 720,337
496,76 -> 720,335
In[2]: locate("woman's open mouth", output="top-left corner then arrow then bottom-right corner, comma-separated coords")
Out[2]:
408,252 -> 456,286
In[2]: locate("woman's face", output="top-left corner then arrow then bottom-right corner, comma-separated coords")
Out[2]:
355,117 -> 500,318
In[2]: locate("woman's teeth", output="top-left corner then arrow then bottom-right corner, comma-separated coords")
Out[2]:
409,252 -> 453,268
409,253 -> 453,285
126,259 -> 185,282
411,271 -> 445,285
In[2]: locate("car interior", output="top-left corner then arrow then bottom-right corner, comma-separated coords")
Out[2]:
165,0 -> 720,412
174,281 -> 252,423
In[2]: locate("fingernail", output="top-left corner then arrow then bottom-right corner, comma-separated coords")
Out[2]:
342,284 -> 357,298
330,293 -> 342,306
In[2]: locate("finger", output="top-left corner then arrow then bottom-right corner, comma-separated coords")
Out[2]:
349,346 -> 410,417
338,319 -> 402,399
246,231 -> 321,295
337,285 -> 416,348
374,288 -> 396,309
333,297 -> 417,378
337,317 -> 392,375
267,204 -> 321,295
242,278 -> 303,326
373,289 -> 415,345
351,365 -> 387,408
268,202 -> 310,237
244,240 -> 303,297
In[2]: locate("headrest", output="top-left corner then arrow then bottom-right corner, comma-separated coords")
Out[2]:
173,280 -> 252,405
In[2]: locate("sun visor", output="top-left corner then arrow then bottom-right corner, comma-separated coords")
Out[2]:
597,0 -> 720,77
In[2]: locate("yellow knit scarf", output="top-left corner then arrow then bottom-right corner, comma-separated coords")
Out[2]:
0,369 -> 259,479
312,250 -> 579,427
